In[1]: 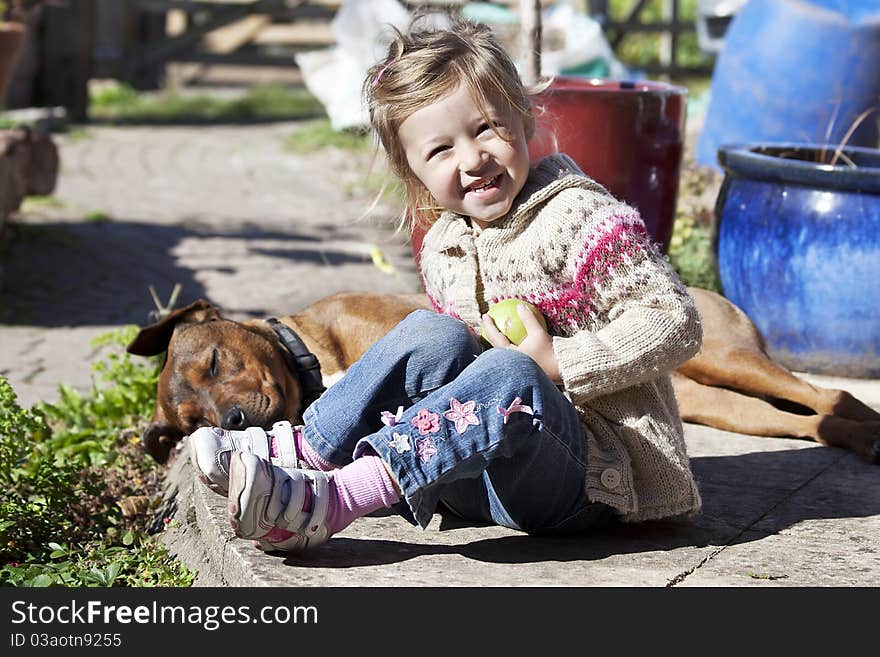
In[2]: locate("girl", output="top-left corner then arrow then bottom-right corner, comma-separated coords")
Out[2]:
189,16 -> 703,553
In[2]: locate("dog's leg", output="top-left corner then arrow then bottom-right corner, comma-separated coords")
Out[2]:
687,287 -> 880,423
672,373 -> 880,462
678,349 -> 880,422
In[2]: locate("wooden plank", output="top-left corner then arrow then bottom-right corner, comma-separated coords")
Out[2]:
203,14 -> 270,53
252,22 -> 335,47
139,0 -> 258,9
168,50 -> 299,67
132,4 -> 250,69
137,0 -> 283,13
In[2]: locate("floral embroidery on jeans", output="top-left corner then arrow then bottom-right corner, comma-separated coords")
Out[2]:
411,409 -> 441,435
380,406 -> 405,427
497,396 -> 534,424
415,437 -> 438,463
387,432 -> 411,454
444,398 -> 480,434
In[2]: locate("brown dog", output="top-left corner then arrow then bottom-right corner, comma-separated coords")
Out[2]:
127,288 -> 880,465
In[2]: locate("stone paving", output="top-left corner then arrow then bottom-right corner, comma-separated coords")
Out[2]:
1,120 -> 878,587
0,122 -> 422,408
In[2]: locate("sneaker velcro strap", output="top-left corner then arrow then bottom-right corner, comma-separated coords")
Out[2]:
270,421 -> 301,468
302,473 -> 331,538
280,469 -> 308,532
279,471 -> 331,535
244,426 -> 271,461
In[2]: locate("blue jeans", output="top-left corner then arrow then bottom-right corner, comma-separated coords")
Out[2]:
301,310 -> 612,534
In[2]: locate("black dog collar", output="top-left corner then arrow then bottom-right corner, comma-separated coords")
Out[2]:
266,318 -> 326,413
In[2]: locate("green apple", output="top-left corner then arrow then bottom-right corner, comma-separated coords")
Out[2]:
481,299 -> 548,345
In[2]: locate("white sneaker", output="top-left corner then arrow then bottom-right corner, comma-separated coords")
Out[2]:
227,451 -> 333,553
189,420 -> 303,496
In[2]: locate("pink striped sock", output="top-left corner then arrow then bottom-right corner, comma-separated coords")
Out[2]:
323,452 -> 400,535
268,427 -> 339,471
296,431 -> 340,471
262,450 -> 400,544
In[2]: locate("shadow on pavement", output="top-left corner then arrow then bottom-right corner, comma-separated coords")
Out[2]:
0,218 -> 375,327
264,446 -> 879,569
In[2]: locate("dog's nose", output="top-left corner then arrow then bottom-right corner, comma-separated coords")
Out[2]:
222,406 -> 247,430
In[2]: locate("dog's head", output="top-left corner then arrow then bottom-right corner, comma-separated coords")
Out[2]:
127,300 -> 302,463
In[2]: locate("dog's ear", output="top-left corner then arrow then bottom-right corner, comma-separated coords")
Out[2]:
141,421 -> 184,464
127,299 -> 221,356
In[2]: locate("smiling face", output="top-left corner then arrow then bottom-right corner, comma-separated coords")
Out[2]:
398,83 -> 531,231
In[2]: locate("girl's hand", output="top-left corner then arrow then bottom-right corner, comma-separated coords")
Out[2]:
481,304 -> 562,383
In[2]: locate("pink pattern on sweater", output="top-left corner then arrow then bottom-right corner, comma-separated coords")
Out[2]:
427,292 -> 462,321
429,213 -> 647,333
426,292 -> 443,313
529,216 -> 647,331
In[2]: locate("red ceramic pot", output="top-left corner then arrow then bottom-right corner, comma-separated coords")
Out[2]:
530,77 -> 687,251
410,77 -> 687,271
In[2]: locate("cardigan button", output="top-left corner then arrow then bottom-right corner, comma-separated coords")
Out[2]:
600,468 -> 621,490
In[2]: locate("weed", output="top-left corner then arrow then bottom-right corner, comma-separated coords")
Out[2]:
20,195 -> 65,211
0,328 -> 193,587
769,101 -> 880,168
2,537 -> 195,587
825,106 -> 878,167
0,377 -> 105,564
284,119 -> 371,154
64,128 -> 92,143
89,82 -> 324,124
36,326 -> 161,466
668,160 -> 722,291
84,210 -> 111,223
89,81 -> 140,108
668,215 -> 720,292
224,84 -> 324,122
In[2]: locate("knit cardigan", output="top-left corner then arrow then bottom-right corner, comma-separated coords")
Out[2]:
419,154 -> 703,522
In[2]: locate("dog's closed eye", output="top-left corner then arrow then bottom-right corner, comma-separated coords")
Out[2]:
209,349 -> 219,377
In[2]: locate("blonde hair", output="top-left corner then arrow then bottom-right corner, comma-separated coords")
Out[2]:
363,15 -> 546,232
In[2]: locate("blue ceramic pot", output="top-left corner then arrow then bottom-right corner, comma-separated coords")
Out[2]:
714,143 -> 880,377
697,0 -> 880,169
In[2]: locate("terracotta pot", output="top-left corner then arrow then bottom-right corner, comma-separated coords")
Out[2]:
410,77 -> 687,271
0,23 -> 25,100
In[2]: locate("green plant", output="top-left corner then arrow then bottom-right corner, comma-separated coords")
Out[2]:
607,0 -> 711,75
2,537 -> 195,587
36,326 -> 161,466
84,210 -> 111,223
0,328 -> 195,587
668,214 -> 719,291
284,119 -> 371,154
89,82 -> 324,124
667,159 -> 722,292
0,377 -> 104,563
20,195 -> 65,210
